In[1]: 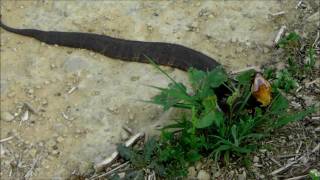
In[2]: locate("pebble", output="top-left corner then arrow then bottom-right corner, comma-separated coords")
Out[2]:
56,136 -> 64,143
188,166 -> 197,177
303,96 -> 314,107
253,156 -> 259,163
291,101 -> 301,109
197,170 -> 210,180
1,111 -> 15,121
195,161 -> 202,171
238,171 -> 247,180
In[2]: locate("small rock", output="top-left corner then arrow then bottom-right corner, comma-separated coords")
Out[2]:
195,161 -> 202,171
259,149 -> 267,153
238,171 -> 247,180
118,172 -> 125,178
253,156 -> 259,163
188,166 -> 197,177
236,47 -> 244,53
291,101 -> 301,109
197,170 -> 210,180
52,150 -> 59,155
56,136 -> 64,143
303,96 -> 314,107
1,111 -> 15,121
259,174 -> 265,179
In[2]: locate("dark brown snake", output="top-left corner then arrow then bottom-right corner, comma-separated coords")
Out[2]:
0,21 -> 220,72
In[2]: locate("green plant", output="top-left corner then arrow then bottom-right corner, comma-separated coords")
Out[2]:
115,56 -> 315,178
146,60 -> 314,174
309,169 -> 320,180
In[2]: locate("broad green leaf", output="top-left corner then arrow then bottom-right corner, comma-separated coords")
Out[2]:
236,69 -> 256,85
213,110 -> 224,129
207,66 -> 228,88
196,111 -> 214,128
202,95 -> 217,113
274,106 -> 315,128
227,90 -> 239,107
270,93 -> 289,112
188,68 -> 206,89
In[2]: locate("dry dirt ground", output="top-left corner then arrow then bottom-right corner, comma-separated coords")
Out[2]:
0,0 -> 319,179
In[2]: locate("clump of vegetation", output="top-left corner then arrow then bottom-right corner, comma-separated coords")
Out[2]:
268,32 -> 318,93
112,32 -> 318,179
114,59 -> 315,178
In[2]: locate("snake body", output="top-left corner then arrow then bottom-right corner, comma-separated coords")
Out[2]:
0,21 -> 220,72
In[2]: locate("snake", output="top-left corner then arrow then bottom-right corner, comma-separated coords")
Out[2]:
0,21 -> 220,72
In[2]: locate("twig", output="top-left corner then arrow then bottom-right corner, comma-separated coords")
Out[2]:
122,125 -> 133,135
271,143 -> 320,175
230,66 -> 261,75
94,132 -> 145,171
285,174 -> 308,180
295,141 -> 303,154
0,136 -> 14,143
313,31 -> 319,48
67,86 -> 78,94
24,154 -> 42,178
90,162 -> 129,180
270,11 -> 286,17
295,0 -> 305,9
269,157 -> 282,167
274,25 -> 286,45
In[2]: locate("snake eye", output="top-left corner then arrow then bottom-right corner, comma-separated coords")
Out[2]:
251,73 -> 272,107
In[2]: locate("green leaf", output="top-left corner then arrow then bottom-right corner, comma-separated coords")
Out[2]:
227,90 -> 239,107
213,110 -> 224,129
236,69 -> 256,85
231,125 -> 239,146
196,111 -> 214,128
270,93 -> 289,113
188,68 -> 206,89
207,66 -> 228,88
186,150 -> 201,162
274,106 -> 315,128
144,137 -> 157,162
202,95 -> 217,113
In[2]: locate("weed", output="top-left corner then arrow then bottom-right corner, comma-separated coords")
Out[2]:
116,58 -> 315,178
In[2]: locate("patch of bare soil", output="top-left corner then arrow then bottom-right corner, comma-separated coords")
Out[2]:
0,0 -> 319,179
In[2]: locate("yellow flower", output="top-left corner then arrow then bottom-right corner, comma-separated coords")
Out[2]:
251,73 -> 272,107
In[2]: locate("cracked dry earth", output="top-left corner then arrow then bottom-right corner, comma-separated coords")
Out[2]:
0,0 -> 319,179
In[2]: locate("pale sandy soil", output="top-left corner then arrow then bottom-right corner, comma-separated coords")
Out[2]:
0,0 -> 318,179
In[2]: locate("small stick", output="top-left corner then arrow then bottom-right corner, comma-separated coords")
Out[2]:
269,157 -> 282,167
295,141 -> 303,154
285,174 -> 308,180
67,86 -> 78,94
94,132 -> 145,171
230,66 -> 261,75
122,125 -> 133,135
271,143 -> 320,175
0,136 -> 14,143
90,162 -> 129,180
274,25 -> 286,45
270,11 -> 286,17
